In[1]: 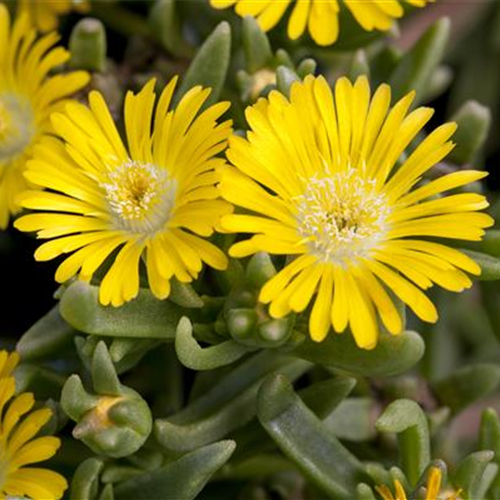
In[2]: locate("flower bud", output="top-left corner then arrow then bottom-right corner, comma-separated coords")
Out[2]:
61,342 -> 152,458
69,18 -> 107,72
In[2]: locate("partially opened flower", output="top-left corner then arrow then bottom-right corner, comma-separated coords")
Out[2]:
17,0 -> 90,32
210,0 -> 431,46
376,467 -> 461,500
15,78 -> 233,307
0,376 -> 67,499
219,75 -> 493,349
0,4 -> 89,228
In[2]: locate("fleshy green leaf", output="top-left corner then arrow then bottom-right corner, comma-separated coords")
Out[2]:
376,399 -> 430,486
389,18 -> 450,103
290,330 -> 424,377
299,376 -> 356,420
16,305 -> 76,361
61,375 -> 100,422
70,458 -> 105,500
149,0 -> 188,57
60,281 -> 183,339
325,398 -> 377,442
92,341 -> 122,395
176,21 -> 231,107
155,351 -> 311,453
449,100 -> 491,164
175,317 -> 255,370
242,16 -> 273,73
462,250 -> 500,281
257,374 -> 365,499
356,483 -> 377,500
480,409 -> 500,456
169,280 -> 204,308
114,441 -> 236,500
14,364 -> 66,400
98,484 -> 114,500
432,363 -> 500,414
453,451 -> 496,500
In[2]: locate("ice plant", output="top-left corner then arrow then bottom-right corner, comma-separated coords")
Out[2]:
0,3 -> 89,228
219,75 -> 493,349
15,77 -> 233,307
17,0 -> 90,32
376,467 -> 460,500
0,350 -> 67,500
210,0 -> 431,46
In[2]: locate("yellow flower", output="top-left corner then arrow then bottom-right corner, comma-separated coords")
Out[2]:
17,0 -> 91,32
0,4 -> 89,229
210,0 -> 431,46
376,467 -> 461,500
0,361 -> 67,500
15,77 -> 233,307
219,75 -> 493,349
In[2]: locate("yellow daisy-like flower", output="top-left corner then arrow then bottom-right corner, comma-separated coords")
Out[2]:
15,77 -> 233,307
0,3 -> 89,229
210,0 -> 431,46
219,75 -> 493,349
17,0 -> 91,32
0,376 -> 67,499
376,467 -> 461,500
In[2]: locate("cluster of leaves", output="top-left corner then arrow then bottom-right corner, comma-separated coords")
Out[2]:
6,1 -> 500,499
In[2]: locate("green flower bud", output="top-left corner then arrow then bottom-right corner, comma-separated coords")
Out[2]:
258,318 -> 294,345
63,382 -> 152,458
69,18 -> 107,72
61,342 -> 152,458
245,252 -> 277,290
297,58 -> 317,78
226,308 -> 259,340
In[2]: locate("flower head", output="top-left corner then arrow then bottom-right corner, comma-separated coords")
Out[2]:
219,75 -> 493,349
0,4 -> 89,228
376,467 -> 461,500
0,350 -> 67,500
15,77 -> 233,307
17,0 -> 91,32
210,0 -> 431,46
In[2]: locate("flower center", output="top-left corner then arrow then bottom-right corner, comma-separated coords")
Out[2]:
0,93 -> 35,164
295,169 -> 391,264
102,161 -> 177,235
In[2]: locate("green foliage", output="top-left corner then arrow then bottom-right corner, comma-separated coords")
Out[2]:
257,374 -> 365,499
9,2 -> 500,499
176,21 -> 231,108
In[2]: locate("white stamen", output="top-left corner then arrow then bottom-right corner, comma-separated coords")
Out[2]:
0,93 -> 35,163
101,161 -> 177,235
295,169 -> 390,264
